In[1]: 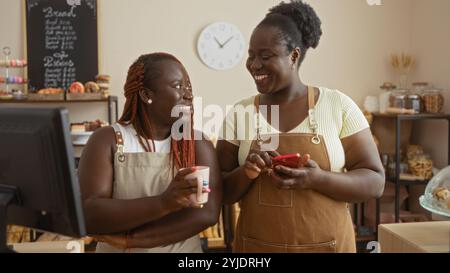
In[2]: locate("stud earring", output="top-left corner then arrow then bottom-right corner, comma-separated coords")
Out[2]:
147,99 -> 152,104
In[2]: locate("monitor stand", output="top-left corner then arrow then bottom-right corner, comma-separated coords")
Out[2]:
0,185 -> 21,253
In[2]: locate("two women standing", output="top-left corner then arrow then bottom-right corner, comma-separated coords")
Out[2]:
79,0 -> 384,253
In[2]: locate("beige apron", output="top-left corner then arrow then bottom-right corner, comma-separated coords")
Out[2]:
96,126 -> 202,253
233,87 -> 356,253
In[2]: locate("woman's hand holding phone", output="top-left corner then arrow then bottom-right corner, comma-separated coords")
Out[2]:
270,154 -> 324,190
244,150 -> 280,179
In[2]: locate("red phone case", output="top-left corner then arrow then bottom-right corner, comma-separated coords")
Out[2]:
272,153 -> 301,168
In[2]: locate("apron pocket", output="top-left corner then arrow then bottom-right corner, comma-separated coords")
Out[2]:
243,236 -> 337,253
258,180 -> 293,207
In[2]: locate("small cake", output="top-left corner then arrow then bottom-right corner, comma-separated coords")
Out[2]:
69,81 -> 85,94
84,81 -> 100,93
95,74 -> 111,83
96,75 -> 111,94
97,82 -> 110,90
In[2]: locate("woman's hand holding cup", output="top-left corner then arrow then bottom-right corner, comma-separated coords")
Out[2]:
161,167 -> 207,211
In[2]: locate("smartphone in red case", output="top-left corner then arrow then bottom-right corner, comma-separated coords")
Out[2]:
272,153 -> 301,168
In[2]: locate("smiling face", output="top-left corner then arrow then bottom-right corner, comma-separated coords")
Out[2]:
143,60 -> 193,125
246,25 -> 297,95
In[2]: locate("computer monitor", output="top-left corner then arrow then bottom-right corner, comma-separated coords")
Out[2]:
0,107 -> 86,252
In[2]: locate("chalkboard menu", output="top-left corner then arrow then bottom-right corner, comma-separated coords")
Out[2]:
25,0 -> 98,92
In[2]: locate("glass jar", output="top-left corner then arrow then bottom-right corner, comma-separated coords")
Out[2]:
405,93 -> 422,113
422,89 -> 444,113
408,154 -> 433,180
389,90 -> 407,109
412,82 -> 429,96
379,82 -> 396,113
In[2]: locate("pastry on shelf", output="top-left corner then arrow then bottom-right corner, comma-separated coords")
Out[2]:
84,81 -> 100,93
95,74 -> 111,98
70,120 -> 109,133
37,88 -> 64,94
0,90 -> 13,100
96,75 -> 110,89
69,81 -> 85,94
95,74 -> 111,83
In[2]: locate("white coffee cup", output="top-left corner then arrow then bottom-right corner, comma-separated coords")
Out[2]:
183,166 -> 210,205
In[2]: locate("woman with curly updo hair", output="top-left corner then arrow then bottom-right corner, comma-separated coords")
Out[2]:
217,1 -> 384,252
78,53 -> 222,252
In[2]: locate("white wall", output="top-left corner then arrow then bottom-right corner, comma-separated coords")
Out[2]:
1,0 -> 414,134
409,0 -> 450,168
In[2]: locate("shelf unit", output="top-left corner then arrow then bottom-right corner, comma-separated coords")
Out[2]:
0,96 -> 119,125
0,47 -> 28,95
372,113 -> 450,227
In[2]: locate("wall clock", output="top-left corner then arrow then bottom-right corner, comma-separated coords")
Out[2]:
197,22 -> 246,70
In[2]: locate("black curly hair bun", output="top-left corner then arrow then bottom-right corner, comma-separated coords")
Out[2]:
268,0 -> 322,49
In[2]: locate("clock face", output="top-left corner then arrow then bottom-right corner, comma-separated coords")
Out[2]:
197,22 -> 246,70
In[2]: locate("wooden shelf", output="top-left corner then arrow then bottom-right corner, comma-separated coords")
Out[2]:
372,112 -> 450,120
386,175 -> 430,185
0,98 -> 112,103
0,65 -> 28,68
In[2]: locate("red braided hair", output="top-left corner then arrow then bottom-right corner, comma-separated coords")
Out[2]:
118,53 -> 195,169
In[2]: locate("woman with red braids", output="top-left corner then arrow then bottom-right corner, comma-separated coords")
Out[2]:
78,53 -> 222,252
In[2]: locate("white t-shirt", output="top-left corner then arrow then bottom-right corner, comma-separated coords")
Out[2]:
219,87 -> 369,172
112,123 -> 171,153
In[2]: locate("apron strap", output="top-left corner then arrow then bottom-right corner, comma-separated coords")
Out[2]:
114,130 -> 126,162
115,130 -> 124,146
307,87 -> 321,144
308,86 -> 315,109
254,95 -> 263,145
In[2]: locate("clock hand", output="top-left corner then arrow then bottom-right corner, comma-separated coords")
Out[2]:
213,37 -> 224,48
221,36 -> 234,47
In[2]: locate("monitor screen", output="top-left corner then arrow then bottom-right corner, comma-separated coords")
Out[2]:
0,107 -> 86,246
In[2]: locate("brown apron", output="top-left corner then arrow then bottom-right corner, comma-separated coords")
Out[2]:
233,87 -> 356,253
96,124 -> 202,253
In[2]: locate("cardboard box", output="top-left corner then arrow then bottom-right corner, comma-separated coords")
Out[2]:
379,221 -> 450,253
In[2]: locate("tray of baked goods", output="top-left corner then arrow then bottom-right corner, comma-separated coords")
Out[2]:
26,75 -> 111,101
66,75 -> 110,100
28,88 -> 65,101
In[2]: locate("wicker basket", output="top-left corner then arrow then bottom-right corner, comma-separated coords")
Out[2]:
7,225 -> 32,244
